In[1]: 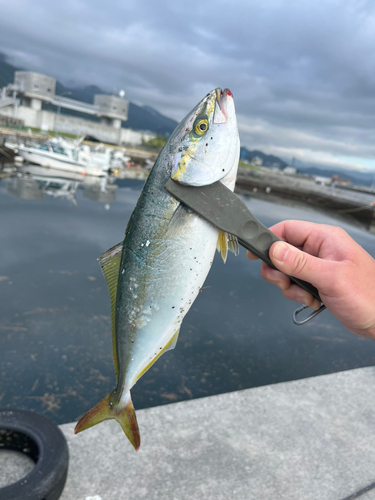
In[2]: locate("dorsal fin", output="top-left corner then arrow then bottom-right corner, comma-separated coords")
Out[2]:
98,242 -> 123,378
216,230 -> 239,263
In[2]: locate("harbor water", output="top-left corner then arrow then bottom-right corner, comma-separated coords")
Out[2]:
1,164 -> 375,425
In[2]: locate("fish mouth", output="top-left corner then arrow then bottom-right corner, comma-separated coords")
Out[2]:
213,88 -> 232,124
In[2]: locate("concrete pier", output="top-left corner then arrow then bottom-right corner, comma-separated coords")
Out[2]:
54,367 -> 375,500
236,168 -> 375,230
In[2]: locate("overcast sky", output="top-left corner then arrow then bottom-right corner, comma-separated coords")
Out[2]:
1,0 -> 375,170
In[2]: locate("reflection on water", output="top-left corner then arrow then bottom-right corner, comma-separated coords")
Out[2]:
5,164 -> 118,208
1,164 -> 375,425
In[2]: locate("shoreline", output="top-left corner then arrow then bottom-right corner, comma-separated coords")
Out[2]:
2,144 -> 374,230
236,168 -> 375,231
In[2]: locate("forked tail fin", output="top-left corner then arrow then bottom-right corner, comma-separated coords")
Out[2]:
74,391 -> 140,451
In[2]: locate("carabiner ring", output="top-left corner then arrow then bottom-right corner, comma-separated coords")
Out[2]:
293,303 -> 326,325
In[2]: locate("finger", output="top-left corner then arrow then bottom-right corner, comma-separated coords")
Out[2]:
268,220 -> 330,255
260,263 -> 321,310
269,241 -> 325,285
246,250 -> 259,261
281,284 -> 322,310
260,263 -> 291,290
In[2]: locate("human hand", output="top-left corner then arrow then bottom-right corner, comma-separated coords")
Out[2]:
246,220 -> 375,339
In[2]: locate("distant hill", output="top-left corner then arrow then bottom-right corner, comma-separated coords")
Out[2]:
127,105 -> 178,136
0,53 -> 178,136
0,53 -> 19,88
296,164 -> 374,188
240,147 -> 288,168
3,52 -> 371,185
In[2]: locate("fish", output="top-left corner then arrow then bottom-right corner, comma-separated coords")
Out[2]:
74,88 -> 240,450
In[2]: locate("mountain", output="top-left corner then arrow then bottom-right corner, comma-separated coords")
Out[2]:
54,84 -> 179,135
240,147 -> 288,168
0,53 -> 19,88
2,53 -> 372,183
0,53 -> 178,136
295,164 -> 374,188
240,150 -> 374,188
127,105 -> 178,136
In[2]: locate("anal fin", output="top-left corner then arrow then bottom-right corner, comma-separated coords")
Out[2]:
165,328 -> 180,351
133,329 -> 180,385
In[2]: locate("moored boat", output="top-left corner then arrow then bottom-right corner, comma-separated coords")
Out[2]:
15,137 -> 109,177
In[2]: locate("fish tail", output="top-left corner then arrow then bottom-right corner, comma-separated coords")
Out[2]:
74,391 -> 140,451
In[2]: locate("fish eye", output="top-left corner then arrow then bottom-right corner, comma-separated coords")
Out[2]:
194,118 -> 209,136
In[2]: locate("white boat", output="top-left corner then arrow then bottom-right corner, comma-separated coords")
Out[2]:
15,137 -> 109,177
85,144 -> 130,171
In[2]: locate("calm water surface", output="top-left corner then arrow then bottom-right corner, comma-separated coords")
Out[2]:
1,166 -> 375,424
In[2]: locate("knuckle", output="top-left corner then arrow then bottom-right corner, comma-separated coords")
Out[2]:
282,285 -> 317,308
331,226 -> 348,240
303,293 -> 316,307
293,251 -> 309,275
260,262 -> 272,278
246,250 -> 258,261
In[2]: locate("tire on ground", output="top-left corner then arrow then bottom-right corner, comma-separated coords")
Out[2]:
0,409 -> 69,500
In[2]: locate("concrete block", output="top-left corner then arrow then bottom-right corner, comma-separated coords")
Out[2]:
57,367 -> 375,500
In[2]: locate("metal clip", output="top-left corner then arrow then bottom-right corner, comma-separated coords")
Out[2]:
292,303 -> 326,325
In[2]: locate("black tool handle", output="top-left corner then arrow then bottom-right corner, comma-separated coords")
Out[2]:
236,216 -> 322,302
164,179 -> 322,303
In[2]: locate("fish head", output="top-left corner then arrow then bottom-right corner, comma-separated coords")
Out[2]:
170,88 -> 240,188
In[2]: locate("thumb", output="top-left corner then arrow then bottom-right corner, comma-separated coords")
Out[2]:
270,241 -> 324,285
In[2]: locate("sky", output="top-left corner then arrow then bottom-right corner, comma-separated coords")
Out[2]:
1,0 -> 375,170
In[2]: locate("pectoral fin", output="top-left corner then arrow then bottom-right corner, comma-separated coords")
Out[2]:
217,231 -> 239,263
164,203 -> 189,239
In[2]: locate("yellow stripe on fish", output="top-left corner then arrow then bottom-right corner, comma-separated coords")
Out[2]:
74,88 -> 240,451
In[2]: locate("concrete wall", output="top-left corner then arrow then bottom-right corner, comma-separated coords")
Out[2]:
119,127 -> 155,145
0,107 -> 13,118
0,106 -> 54,131
1,106 -> 37,125
37,110 -> 55,131
56,114 -> 155,145
0,105 -> 155,145
56,114 -> 119,142
0,114 -> 24,127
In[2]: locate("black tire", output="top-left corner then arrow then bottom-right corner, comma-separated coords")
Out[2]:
0,409 -> 69,500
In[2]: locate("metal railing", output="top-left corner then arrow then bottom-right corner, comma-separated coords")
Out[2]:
52,96 -> 100,115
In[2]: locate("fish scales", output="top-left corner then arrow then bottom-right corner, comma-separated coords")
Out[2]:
74,88 -> 240,450
117,170 -> 218,389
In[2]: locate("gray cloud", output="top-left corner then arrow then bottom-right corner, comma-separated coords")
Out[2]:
1,0 -> 375,169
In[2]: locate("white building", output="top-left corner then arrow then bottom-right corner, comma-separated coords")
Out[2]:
283,166 -> 297,175
251,156 -> 263,166
0,71 -> 155,145
314,176 -> 332,186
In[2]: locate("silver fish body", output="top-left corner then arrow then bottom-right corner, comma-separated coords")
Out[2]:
75,88 -> 240,450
